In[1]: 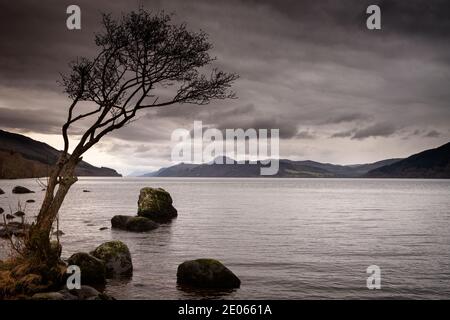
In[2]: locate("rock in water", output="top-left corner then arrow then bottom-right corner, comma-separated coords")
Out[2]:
177,259 -> 241,289
125,217 -> 159,232
91,241 -> 133,278
31,292 -> 65,300
67,252 -> 106,285
26,199 -> 35,203
111,215 -> 132,229
0,188 -> 4,195
12,186 -> 35,194
111,215 -> 158,232
137,187 -> 177,222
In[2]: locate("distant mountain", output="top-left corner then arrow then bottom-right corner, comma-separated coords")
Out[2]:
289,158 -> 402,178
366,142 -> 450,178
0,130 -> 121,179
142,156 -> 402,178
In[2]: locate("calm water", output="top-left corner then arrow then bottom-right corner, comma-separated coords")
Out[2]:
1,178 -> 450,299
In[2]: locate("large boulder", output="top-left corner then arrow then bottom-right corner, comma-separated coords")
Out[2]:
91,241 -> 133,278
12,186 -> 34,194
137,187 -> 177,222
67,252 -> 106,285
177,259 -> 241,289
111,215 -> 158,232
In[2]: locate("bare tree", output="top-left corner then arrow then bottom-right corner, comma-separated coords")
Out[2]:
25,10 -> 238,265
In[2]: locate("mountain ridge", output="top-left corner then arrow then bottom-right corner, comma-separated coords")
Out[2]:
141,157 -> 402,178
0,130 -> 121,179
141,142 -> 450,178
365,142 -> 450,178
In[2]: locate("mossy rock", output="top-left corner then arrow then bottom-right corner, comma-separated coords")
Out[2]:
111,215 -> 158,232
126,217 -> 159,232
137,187 -> 177,222
91,241 -> 133,278
111,215 -> 132,229
67,252 -> 106,285
177,259 -> 241,289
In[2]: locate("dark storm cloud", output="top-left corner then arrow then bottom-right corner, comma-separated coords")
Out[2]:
352,123 -> 397,140
322,113 -> 371,125
0,0 -> 449,171
0,107 -> 62,134
331,130 -> 355,139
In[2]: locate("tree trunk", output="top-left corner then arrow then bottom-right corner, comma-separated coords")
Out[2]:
25,155 -> 78,264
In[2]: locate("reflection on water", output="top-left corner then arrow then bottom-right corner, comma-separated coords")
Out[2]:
1,177 -> 450,299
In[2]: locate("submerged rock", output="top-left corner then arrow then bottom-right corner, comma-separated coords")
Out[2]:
67,252 -> 106,285
13,211 -> 25,218
111,215 -> 132,229
26,199 -> 35,203
99,227 -> 109,231
91,241 -> 133,278
177,259 -> 241,289
31,292 -> 65,300
32,286 -> 114,300
111,215 -> 158,232
66,285 -> 113,300
137,187 -> 177,222
12,186 -> 34,194
125,217 -> 159,232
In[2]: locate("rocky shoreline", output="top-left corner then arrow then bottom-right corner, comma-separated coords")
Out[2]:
0,185 -> 241,299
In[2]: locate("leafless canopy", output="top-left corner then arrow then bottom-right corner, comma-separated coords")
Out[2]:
23,10 -> 237,263
61,9 -> 238,158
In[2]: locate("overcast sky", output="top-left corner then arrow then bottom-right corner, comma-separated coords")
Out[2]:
1,0 -> 449,175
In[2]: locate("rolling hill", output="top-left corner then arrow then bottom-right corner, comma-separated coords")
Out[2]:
0,130 -> 121,179
365,142 -> 450,178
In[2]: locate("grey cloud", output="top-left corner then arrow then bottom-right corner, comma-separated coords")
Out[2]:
424,130 -> 441,138
0,107 -> 62,134
295,131 -> 316,140
0,0 -> 449,172
322,113 -> 371,125
352,123 -> 397,140
331,130 -> 355,138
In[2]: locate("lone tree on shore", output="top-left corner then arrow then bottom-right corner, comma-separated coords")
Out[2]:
24,10 -> 237,276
